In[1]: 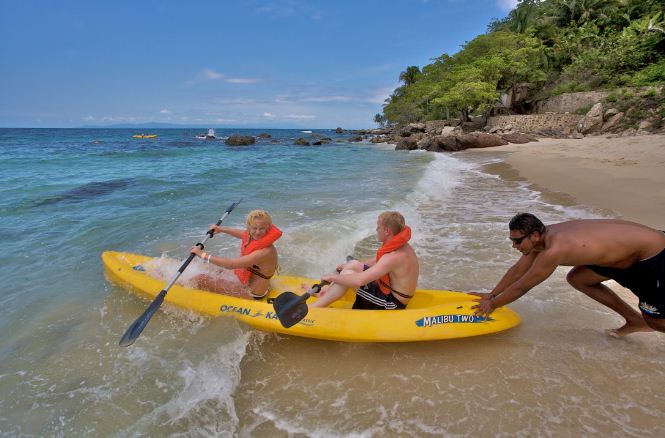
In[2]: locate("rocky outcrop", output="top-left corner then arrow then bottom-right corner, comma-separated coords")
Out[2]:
422,135 -> 464,152
294,137 -> 310,146
257,133 -> 271,138
348,135 -> 363,142
577,102 -> 604,134
601,112 -> 625,132
395,137 -> 418,151
458,132 -> 509,149
225,135 -> 256,146
335,127 -> 344,134
501,133 -> 538,144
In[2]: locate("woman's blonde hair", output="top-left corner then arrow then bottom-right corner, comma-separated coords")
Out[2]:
245,209 -> 273,227
378,211 -> 405,235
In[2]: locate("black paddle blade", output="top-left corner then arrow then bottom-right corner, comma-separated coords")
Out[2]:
273,291 -> 309,328
119,290 -> 166,347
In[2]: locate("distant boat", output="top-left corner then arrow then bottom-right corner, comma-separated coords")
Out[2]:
195,129 -> 217,140
132,134 -> 157,139
301,130 -> 313,134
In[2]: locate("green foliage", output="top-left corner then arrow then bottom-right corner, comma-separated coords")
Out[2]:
381,0 -> 665,125
625,58 -> 665,85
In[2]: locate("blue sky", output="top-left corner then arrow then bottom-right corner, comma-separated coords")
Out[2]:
0,0 -> 517,128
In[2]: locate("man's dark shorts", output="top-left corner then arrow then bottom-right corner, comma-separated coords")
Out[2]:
353,281 -> 406,310
587,247 -> 665,319
352,265 -> 406,310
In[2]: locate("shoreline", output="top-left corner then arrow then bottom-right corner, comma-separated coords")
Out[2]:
466,134 -> 665,229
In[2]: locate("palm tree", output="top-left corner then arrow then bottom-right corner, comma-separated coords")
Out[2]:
399,66 -> 421,87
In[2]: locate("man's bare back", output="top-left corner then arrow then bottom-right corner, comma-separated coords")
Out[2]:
539,220 -> 665,268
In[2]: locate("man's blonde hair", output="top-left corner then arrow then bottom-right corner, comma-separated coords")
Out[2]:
245,209 -> 273,227
378,211 -> 405,235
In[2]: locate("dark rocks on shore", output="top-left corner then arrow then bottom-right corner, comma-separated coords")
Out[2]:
395,137 -> 418,151
335,127 -> 344,133
348,135 -> 363,142
421,135 -> 465,152
457,132 -> 509,149
294,137 -> 310,146
225,135 -> 256,146
258,133 -> 271,138
501,133 -> 538,144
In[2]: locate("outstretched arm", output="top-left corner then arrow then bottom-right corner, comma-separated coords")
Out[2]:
472,252 -> 558,316
209,225 -> 244,239
191,246 -> 271,269
470,251 -> 536,299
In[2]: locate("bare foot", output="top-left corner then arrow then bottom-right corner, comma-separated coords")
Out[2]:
606,319 -> 653,338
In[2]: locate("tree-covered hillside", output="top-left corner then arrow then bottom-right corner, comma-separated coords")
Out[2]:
378,0 -> 664,126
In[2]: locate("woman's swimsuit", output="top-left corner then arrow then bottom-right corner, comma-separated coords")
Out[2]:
247,265 -> 272,300
587,246 -> 665,318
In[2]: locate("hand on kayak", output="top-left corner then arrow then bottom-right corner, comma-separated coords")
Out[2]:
471,295 -> 495,317
468,291 -> 492,299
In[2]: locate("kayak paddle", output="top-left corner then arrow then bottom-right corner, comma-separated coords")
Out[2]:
272,280 -> 329,328
118,199 -> 242,346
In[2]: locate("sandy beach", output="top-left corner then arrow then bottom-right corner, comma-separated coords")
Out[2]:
471,134 -> 665,229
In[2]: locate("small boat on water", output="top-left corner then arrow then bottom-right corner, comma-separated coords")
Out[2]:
195,129 -> 217,140
103,251 -> 521,342
132,134 -> 157,139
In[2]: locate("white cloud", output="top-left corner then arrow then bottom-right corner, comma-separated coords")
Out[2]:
301,95 -> 352,102
284,114 -> 315,120
366,85 -> 398,104
160,108 -> 172,114
263,112 -> 277,118
192,69 -> 262,85
203,69 -> 225,80
496,0 -> 518,11
224,77 -> 262,84
84,115 -> 95,121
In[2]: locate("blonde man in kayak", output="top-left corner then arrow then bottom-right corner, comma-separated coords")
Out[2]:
312,211 -> 420,309
471,213 -> 665,337
190,209 -> 282,300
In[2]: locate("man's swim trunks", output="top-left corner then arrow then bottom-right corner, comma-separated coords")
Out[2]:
587,247 -> 665,319
353,280 -> 407,310
351,264 -> 407,310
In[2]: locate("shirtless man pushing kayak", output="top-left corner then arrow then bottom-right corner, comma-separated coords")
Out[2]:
472,213 -> 665,336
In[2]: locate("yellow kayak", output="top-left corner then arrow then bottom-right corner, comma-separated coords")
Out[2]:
103,251 -> 521,342
132,134 -> 157,139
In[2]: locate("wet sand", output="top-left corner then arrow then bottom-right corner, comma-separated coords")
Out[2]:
470,134 -> 665,229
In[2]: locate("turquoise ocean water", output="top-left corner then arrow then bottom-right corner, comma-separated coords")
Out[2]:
1,128 -> 664,437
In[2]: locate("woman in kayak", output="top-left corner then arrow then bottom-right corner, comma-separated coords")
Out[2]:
189,209 -> 282,300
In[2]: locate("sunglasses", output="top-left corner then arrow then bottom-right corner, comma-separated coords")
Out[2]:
510,231 -> 533,245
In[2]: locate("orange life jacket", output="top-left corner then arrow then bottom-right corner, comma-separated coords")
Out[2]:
234,225 -> 282,284
375,226 -> 412,295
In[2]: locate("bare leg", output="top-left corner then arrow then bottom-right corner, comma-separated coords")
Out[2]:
310,260 -> 364,308
567,266 -> 652,337
195,274 -> 253,299
642,313 -> 665,333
